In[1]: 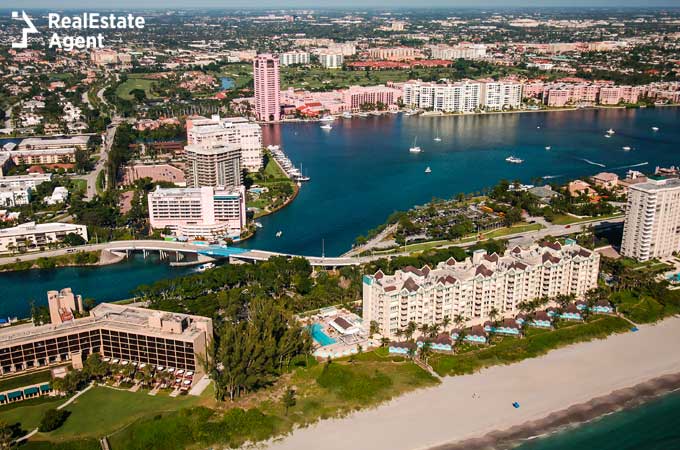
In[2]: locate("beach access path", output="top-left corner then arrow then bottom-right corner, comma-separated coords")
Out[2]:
266,317 -> 680,450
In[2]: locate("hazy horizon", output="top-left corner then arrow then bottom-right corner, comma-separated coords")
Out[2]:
2,0 -> 679,10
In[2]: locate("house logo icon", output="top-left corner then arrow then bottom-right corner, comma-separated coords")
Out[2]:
11,11 -> 39,49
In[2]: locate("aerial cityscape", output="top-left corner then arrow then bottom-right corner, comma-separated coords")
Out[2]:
0,1 -> 679,449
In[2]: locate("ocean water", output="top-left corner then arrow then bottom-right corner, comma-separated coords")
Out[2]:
515,390 -> 680,450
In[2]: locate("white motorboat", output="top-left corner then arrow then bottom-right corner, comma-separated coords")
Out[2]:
652,126 -> 659,131
196,262 -> 215,272
320,124 -> 333,130
276,231 -> 283,238
545,146 -> 551,150
606,128 -> 615,135
505,156 -> 524,164
342,112 -> 353,119
622,146 -> 631,151
319,115 -> 334,122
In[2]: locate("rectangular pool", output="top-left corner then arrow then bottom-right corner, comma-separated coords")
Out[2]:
309,323 -> 336,346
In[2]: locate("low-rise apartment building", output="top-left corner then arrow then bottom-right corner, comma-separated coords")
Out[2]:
148,185 -> 246,240
0,222 -> 88,253
0,303 -> 213,378
362,242 -> 599,338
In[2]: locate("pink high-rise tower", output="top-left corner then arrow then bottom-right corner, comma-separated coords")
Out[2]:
253,54 -> 281,122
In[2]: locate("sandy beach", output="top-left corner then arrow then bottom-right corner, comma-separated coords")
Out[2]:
266,317 -> 680,450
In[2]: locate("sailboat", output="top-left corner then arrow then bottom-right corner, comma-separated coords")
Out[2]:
425,166 -> 432,174
409,137 -> 422,153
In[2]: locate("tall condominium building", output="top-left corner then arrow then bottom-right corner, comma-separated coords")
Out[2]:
184,141 -> 242,189
318,52 -> 344,69
363,242 -> 600,338
187,115 -> 263,172
279,51 -> 310,66
148,185 -> 246,239
428,43 -> 487,60
482,82 -> 523,111
402,80 -> 483,113
253,54 -> 281,122
47,288 -> 84,325
0,302 -> 212,377
621,178 -> 680,261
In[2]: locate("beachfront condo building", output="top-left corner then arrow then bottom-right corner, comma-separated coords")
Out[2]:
341,85 -> 403,111
428,43 -> 487,60
148,185 -> 246,240
318,52 -> 344,69
254,54 -> 281,122
0,303 -> 213,377
184,141 -> 242,189
362,242 -> 600,338
482,82 -> 523,111
621,177 -> 680,261
279,51 -> 310,66
0,222 -> 88,253
187,115 -> 263,172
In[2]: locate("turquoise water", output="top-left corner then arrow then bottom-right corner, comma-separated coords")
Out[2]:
667,273 -> 680,282
515,390 -> 680,450
220,77 -> 235,90
0,253 -> 196,318
308,323 -> 336,346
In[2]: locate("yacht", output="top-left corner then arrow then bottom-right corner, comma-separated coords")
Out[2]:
255,222 -> 263,228
505,156 -> 524,164
357,112 -> 370,118
425,166 -> 432,174
342,112 -> 353,119
622,146 -> 631,151
606,128 -> 615,135
276,231 -> 283,238
545,146 -> 551,150
196,262 -> 215,272
320,124 -> 333,130
319,115 -> 334,122
409,137 -> 422,153
652,126 -> 659,131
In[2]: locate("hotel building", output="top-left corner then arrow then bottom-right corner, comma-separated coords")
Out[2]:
341,85 -> 403,111
621,177 -> 680,261
279,51 -> 310,66
184,141 -> 242,189
0,222 -> 88,253
18,136 -> 89,151
148,185 -> 246,240
0,302 -> 213,377
363,242 -> 599,338
253,54 -> 281,122
187,115 -> 263,172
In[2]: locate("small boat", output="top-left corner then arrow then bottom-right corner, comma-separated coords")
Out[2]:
320,124 -> 332,130
409,137 -> 422,153
196,262 -> 215,272
606,128 -> 615,135
276,231 -> 283,238
505,156 -> 524,164
652,126 -> 659,131
545,146 -> 551,150
425,166 -> 432,174
254,222 -> 263,228
319,115 -> 334,122
536,126 -> 541,129
604,134 -> 611,138
622,146 -> 631,151
342,112 -> 352,119
433,127 -> 442,142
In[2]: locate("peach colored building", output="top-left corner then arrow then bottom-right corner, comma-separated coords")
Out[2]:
342,85 -> 402,111
568,180 -> 596,197
367,47 -> 422,61
592,172 -> 619,189
47,288 -> 83,325
253,54 -> 281,122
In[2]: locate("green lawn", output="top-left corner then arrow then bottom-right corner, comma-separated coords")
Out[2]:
0,396 -> 63,431
430,316 -> 631,377
0,369 -> 52,392
31,386 -> 205,442
551,213 -> 623,225
115,78 -> 158,100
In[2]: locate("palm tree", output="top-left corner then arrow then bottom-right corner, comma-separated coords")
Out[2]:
453,314 -> 466,332
380,337 -> 390,348
419,323 -> 430,337
418,342 -> 432,366
442,317 -> 451,329
405,321 -> 417,341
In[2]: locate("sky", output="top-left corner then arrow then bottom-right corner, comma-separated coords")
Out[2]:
1,0 -> 678,9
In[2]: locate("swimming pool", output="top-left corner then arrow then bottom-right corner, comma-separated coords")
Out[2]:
667,273 -> 680,282
309,323 -> 336,346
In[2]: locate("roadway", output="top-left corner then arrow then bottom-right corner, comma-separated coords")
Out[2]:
0,216 -> 625,269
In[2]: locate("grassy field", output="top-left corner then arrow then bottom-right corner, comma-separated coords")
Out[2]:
115,76 -> 158,100
430,316 -> 631,377
0,396 -> 63,431
551,213 -> 623,225
0,369 -> 52,392
105,356 -> 436,450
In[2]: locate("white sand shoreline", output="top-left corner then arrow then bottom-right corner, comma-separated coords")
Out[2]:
265,317 -> 680,450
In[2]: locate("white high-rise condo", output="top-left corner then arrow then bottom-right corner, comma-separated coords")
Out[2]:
363,242 -> 599,338
187,116 -> 263,172
254,54 -> 281,122
621,177 -> 680,261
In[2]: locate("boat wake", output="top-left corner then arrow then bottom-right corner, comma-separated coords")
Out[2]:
542,175 -> 562,179
581,158 -> 606,168
612,162 -> 649,170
